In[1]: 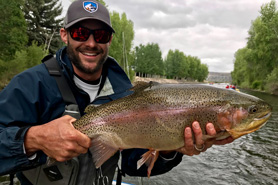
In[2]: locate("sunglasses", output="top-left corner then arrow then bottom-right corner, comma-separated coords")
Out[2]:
69,26 -> 112,43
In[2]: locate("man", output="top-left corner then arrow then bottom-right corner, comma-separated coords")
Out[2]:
0,0 -> 233,184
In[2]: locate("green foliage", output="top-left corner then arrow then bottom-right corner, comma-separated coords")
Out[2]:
265,67 -> 278,95
17,41 -> 48,69
134,43 -> 164,77
23,0 -> 64,54
252,81 -> 263,90
0,42 -> 47,89
109,12 -> 135,79
0,0 -> 28,61
164,50 -> 208,81
165,50 -> 188,79
232,0 -> 278,93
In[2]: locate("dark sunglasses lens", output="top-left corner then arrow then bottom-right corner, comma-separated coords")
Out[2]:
70,27 -> 90,41
94,30 -> 111,43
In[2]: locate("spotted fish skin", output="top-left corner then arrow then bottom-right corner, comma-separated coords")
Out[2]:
72,82 -> 272,169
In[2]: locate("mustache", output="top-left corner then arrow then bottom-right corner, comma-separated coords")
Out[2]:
77,46 -> 102,53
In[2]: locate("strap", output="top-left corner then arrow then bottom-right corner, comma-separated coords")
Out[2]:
9,173 -> 14,185
116,165 -> 123,185
43,56 -> 78,106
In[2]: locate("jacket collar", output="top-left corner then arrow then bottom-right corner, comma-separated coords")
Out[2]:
55,46 -> 133,97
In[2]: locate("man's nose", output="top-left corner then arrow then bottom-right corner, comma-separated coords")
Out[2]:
84,34 -> 97,47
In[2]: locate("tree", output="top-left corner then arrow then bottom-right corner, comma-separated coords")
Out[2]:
109,12 -> 135,78
164,50 -> 208,81
0,0 -> 28,61
23,0 -> 64,54
233,0 -> 278,91
165,50 -> 189,79
134,43 -> 164,77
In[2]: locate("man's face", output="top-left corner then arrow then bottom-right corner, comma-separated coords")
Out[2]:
63,19 -> 112,79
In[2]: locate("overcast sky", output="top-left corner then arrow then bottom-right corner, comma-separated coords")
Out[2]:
61,0 -> 273,72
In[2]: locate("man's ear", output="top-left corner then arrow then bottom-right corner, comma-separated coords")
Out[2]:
108,34 -> 113,46
60,28 -> 68,44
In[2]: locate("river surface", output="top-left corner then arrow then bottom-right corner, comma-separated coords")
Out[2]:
120,85 -> 278,185
0,85 -> 277,185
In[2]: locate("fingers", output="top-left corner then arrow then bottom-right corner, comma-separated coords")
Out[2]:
178,122 -> 204,156
192,121 -> 204,149
26,115 -> 92,162
205,123 -> 235,146
74,131 -> 92,149
183,127 -> 194,155
68,116 -> 91,148
206,123 -> 216,136
178,121 -> 212,156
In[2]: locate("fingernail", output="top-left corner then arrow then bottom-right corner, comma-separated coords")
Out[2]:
207,123 -> 214,131
185,127 -> 191,134
193,122 -> 200,129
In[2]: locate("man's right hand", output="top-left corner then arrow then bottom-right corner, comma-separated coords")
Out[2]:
24,115 -> 91,162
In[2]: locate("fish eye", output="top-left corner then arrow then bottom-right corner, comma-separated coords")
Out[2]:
248,105 -> 258,114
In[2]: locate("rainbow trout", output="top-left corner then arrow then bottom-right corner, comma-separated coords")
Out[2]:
73,82 -> 272,176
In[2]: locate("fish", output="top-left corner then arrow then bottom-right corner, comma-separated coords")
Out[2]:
72,81 -> 272,177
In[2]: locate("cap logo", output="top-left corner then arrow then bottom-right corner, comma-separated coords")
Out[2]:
83,1 -> 98,13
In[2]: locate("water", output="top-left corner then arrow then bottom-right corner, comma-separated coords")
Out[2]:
1,86 -> 277,185
120,86 -> 278,185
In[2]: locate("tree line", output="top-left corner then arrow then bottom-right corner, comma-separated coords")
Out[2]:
134,44 -> 208,81
0,0 -> 209,89
232,0 -> 278,94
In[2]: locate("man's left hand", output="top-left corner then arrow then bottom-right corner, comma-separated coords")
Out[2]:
177,121 -> 234,156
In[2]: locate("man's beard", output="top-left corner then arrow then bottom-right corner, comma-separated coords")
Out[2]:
67,41 -> 108,75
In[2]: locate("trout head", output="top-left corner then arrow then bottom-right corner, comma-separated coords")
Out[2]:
216,92 -> 272,140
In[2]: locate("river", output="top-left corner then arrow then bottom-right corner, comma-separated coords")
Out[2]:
120,86 -> 278,185
0,86 -> 277,185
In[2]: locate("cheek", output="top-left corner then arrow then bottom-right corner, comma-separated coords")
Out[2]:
217,111 -> 233,131
232,109 -> 248,125
217,108 -> 248,131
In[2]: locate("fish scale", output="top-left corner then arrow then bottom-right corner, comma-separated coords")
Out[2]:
72,82 -> 272,176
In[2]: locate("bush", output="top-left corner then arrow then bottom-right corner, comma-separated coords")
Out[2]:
251,80 -> 263,90
265,68 -> 278,95
0,42 -> 47,90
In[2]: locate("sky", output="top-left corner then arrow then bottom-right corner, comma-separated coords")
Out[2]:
61,0 -> 274,72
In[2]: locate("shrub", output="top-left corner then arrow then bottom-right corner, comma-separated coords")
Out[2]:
0,42 -> 47,90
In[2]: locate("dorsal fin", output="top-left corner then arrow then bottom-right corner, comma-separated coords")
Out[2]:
130,81 -> 159,92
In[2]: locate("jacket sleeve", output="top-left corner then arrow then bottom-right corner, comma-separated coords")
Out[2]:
121,149 -> 183,177
0,66 -> 62,175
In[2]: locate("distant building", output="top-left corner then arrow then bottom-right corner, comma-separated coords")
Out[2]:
206,72 -> 232,83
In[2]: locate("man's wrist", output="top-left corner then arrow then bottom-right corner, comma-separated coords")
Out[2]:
24,126 -> 41,156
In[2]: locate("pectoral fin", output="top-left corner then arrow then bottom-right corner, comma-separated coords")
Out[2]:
137,149 -> 159,178
89,138 -> 118,168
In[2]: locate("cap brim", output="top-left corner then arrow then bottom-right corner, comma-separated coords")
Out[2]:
64,17 -> 115,33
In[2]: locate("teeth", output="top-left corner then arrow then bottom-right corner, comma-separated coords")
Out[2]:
83,52 -> 97,56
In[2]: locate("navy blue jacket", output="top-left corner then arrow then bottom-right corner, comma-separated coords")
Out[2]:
0,47 -> 183,180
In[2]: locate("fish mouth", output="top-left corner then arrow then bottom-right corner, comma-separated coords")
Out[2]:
228,112 -> 271,139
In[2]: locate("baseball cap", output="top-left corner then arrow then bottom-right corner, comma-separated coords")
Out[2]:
64,0 -> 115,33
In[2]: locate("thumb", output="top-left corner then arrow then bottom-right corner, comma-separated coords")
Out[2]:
69,119 -> 91,148
76,131 -> 91,148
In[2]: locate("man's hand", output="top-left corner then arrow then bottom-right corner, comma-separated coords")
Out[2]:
177,121 -> 234,156
24,115 -> 91,162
